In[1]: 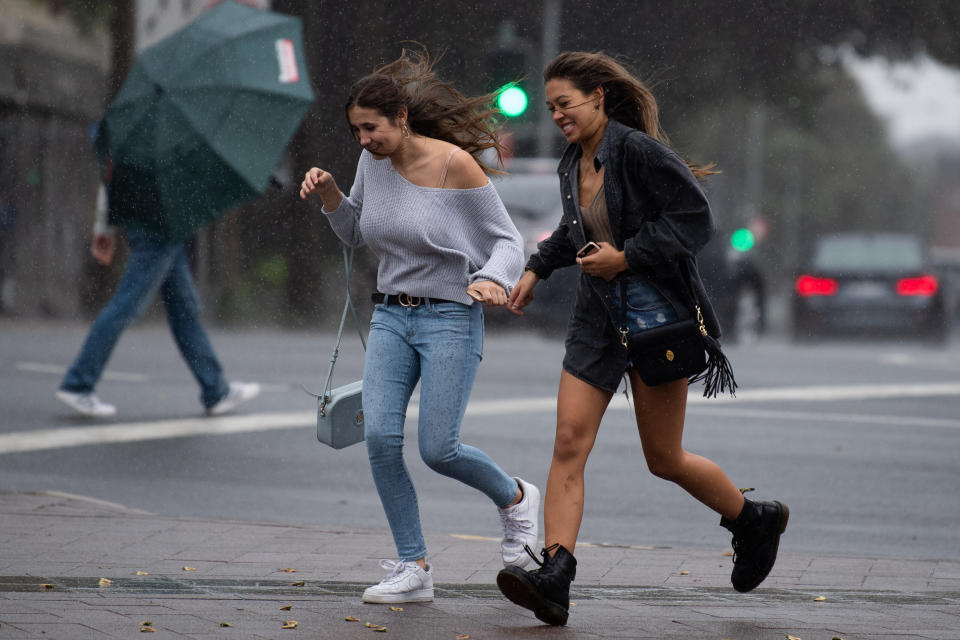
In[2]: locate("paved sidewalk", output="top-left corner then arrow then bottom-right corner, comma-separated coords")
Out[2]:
0,491 -> 958,639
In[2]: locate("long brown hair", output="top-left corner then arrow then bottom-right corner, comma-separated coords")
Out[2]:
346,46 -> 506,175
544,51 -> 717,179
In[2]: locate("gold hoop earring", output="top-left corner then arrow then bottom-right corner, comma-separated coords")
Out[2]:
401,122 -> 410,138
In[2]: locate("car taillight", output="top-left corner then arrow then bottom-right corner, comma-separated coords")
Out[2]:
795,275 -> 838,297
896,274 -> 938,296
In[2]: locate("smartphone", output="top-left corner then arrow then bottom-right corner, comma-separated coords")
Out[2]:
576,242 -> 600,259
466,288 -> 485,302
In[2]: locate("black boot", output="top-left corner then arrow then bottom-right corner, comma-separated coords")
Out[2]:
497,544 -> 577,626
721,498 -> 789,592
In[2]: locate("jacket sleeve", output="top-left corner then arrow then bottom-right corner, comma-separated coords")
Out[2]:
524,219 -> 577,280
621,138 -> 715,278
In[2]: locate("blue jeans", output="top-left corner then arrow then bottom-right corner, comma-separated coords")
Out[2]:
60,229 -> 229,408
363,300 -> 518,561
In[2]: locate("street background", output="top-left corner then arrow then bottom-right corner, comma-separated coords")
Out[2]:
2,319 -> 958,561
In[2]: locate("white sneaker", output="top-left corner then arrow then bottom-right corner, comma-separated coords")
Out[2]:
362,560 -> 434,604
498,477 -> 540,569
205,382 -> 261,416
55,390 -> 117,417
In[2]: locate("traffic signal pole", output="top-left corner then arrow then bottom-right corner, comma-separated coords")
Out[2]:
536,0 -> 562,158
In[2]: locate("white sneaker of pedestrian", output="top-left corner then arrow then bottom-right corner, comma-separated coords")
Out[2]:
362,560 -> 434,604
55,390 -> 117,417
498,477 -> 540,569
205,382 -> 261,416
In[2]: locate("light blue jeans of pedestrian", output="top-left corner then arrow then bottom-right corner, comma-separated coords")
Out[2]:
363,299 -> 519,562
60,228 -> 229,408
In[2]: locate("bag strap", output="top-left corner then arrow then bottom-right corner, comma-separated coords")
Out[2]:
303,244 -> 366,412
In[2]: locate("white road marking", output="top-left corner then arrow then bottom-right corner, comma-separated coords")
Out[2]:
17,361 -> 149,383
3,381 -> 960,455
16,361 -> 291,392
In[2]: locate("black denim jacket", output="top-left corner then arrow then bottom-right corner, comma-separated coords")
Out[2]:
525,118 -> 721,392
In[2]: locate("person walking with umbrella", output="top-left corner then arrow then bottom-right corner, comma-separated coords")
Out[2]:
300,48 -> 539,604
56,2 -> 314,417
55,155 -> 260,418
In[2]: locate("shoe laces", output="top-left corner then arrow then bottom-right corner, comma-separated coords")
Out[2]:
377,559 -> 416,583
521,543 -> 559,570
499,504 -> 535,539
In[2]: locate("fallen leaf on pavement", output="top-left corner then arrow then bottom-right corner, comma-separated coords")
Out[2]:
814,595 -> 826,602
456,635 -> 470,639
345,616 -> 360,622
98,578 -> 113,587
739,487 -> 755,494
140,621 -> 153,626
786,635 -> 803,640
721,550 -> 734,557
182,566 -> 197,571
136,570 -> 149,576
281,620 -> 298,629
389,606 -> 403,612
365,621 -> 387,631
291,580 -> 306,587
679,570 -> 690,575
280,605 -> 293,611
220,622 -> 232,627
40,584 -> 54,590
279,568 -> 297,573
139,627 -> 155,633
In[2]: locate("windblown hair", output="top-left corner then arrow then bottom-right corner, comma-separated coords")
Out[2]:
346,46 -> 506,175
544,51 -> 717,179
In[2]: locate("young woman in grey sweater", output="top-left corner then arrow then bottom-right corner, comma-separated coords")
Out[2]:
299,48 -> 539,605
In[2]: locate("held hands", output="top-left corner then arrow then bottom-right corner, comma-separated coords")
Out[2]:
466,280 -> 508,307
578,241 -> 628,281
507,270 -> 540,316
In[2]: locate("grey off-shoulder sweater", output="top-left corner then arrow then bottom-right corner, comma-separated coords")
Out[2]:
322,150 -> 524,305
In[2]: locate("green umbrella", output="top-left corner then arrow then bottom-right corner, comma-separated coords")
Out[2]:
97,1 -> 314,242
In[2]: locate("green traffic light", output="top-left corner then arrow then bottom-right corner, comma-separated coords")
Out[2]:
730,228 -> 755,252
497,85 -> 528,117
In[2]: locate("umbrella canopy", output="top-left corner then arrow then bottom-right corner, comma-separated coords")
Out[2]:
98,1 -> 314,242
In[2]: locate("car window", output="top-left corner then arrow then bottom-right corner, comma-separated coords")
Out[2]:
492,174 -> 560,221
812,235 -> 924,271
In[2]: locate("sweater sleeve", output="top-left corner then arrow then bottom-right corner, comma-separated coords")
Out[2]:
467,185 -> 525,293
321,151 -> 366,247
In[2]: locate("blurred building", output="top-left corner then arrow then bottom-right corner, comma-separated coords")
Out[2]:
0,0 -> 109,317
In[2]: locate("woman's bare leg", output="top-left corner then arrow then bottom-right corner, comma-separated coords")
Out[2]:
542,370 -> 613,554
629,370 -> 744,520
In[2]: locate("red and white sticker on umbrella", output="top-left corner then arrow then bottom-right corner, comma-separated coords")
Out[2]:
276,38 -> 300,83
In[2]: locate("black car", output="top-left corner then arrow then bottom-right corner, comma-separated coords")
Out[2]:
491,159 -> 766,341
791,232 -> 950,343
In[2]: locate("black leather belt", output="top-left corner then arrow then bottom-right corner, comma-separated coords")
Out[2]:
371,292 -> 458,307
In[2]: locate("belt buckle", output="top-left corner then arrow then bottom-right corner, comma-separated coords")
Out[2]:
398,293 -> 421,307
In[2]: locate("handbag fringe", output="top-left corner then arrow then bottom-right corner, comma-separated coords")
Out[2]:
689,334 -> 737,398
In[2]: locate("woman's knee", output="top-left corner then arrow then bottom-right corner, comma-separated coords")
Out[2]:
364,425 -> 404,461
643,448 -> 685,482
552,421 -> 593,465
419,439 -> 458,472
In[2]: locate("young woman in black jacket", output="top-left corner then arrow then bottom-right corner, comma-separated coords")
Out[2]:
497,51 -> 788,626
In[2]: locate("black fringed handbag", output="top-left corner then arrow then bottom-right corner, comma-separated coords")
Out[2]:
618,264 -> 736,398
